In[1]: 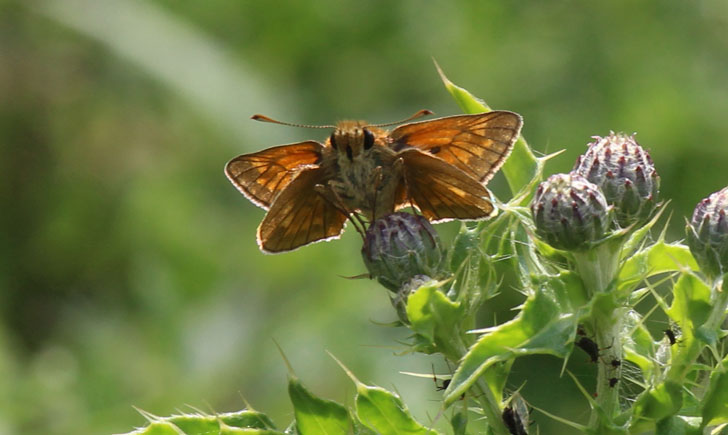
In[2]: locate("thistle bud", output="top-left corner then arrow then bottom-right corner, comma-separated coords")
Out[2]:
531,173 -> 610,251
686,187 -> 728,280
573,132 -> 659,227
362,212 -> 443,292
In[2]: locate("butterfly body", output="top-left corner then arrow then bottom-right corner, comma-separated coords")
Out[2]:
323,121 -> 401,220
226,111 -> 523,253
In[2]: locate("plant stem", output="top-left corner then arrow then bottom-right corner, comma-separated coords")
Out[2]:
451,336 -> 511,435
573,241 -> 623,429
573,242 -> 621,297
592,310 -> 624,421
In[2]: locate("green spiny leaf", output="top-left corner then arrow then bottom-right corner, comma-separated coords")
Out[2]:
126,422 -> 183,435
631,381 -> 683,432
329,353 -> 439,435
444,272 -> 580,405
288,377 -> 351,435
219,426 -> 286,435
666,273 -> 712,343
701,354 -> 728,427
655,416 -> 702,435
355,385 -> 439,435
406,281 -> 464,361
123,411 -> 280,435
450,411 -> 468,435
618,242 -> 698,294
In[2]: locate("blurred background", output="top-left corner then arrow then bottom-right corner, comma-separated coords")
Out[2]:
2,0 -> 728,433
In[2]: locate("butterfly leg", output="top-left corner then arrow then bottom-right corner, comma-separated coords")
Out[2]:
314,183 -> 367,239
369,166 -> 384,222
394,157 -> 420,216
370,158 -> 405,221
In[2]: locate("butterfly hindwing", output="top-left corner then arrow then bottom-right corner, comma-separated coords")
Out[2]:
389,111 -> 522,183
225,141 -> 324,210
398,149 -> 494,222
257,167 -> 347,253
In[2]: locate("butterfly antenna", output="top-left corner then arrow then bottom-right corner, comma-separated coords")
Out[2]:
251,114 -> 335,129
370,109 -> 434,128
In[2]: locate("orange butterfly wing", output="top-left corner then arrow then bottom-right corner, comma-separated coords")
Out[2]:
398,149 -> 494,222
225,141 -> 323,210
257,167 -> 347,253
389,111 -> 522,183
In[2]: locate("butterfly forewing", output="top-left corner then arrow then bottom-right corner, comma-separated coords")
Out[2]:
257,167 -> 347,253
398,149 -> 494,222
225,141 -> 324,210
390,111 -> 522,183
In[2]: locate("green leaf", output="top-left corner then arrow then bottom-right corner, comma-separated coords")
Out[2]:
329,353 -> 439,435
482,359 -> 514,402
631,381 -> 683,432
126,422 -> 184,435
288,376 -> 351,435
435,62 -> 539,196
701,354 -> 728,427
654,416 -> 702,435
623,311 -> 656,382
406,281 -> 465,360
449,224 -> 480,272
450,412 -> 468,435
665,273 -> 712,342
355,386 -> 439,435
123,411 -> 281,435
219,427 -> 286,435
620,202 -> 668,260
447,224 -> 496,314
444,272 -> 580,405
618,242 -> 698,293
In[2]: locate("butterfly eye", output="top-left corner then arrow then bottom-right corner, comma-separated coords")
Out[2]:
363,129 -> 375,150
329,132 -> 338,150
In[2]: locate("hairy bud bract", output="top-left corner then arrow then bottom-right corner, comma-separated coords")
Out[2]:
531,173 -> 610,251
362,212 -> 443,293
573,132 -> 659,228
687,187 -> 728,281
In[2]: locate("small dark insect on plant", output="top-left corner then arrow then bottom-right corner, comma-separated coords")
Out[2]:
664,328 -> 677,346
433,376 -> 450,391
502,405 -> 528,435
610,358 -> 621,369
576,326 -> 613,363
431,363 -> 450,391
576,337 -> 600,363
432,365 -> 466,400
609,377 -> 619,388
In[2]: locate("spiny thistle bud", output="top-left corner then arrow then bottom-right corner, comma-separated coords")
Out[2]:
362,212 -> 443,293
531,173 -> 610,251
573,132 -> 659,228
686,187 -> 728,281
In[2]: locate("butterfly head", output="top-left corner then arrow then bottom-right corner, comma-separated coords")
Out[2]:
328,121 -> 383,161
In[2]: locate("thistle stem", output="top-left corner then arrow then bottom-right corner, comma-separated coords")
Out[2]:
451,336 -> 511,435
572,241 -> 623,428
572,242 -> 621,297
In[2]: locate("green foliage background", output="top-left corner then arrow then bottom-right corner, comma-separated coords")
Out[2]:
2,1 -> 728,434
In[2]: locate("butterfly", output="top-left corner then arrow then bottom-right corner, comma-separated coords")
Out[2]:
225,110 -> 523,253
